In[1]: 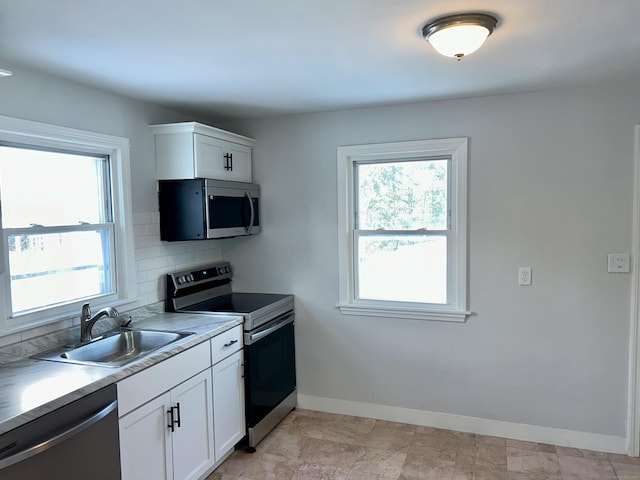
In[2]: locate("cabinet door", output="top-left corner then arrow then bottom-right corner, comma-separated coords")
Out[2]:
119,392 -> 173,480
225,142 -> 252,183
171,369 -> 216,480
194,134 -> 226,179
212,350 -> 246,459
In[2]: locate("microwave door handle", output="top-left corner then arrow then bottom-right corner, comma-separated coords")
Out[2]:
245,191 -> 255,233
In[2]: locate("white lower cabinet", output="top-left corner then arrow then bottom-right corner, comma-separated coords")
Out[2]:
119,369 -> 214,480
117,327 -> 246,480
119,392 -> 173,480
171,370 -> 215,480
212,349 -> 245,460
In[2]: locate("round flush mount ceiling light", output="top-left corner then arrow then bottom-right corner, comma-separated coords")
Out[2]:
0,68 -> 12,77
422,13 -> 498,60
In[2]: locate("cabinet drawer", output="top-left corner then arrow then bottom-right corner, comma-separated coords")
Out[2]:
211,325 -> 243,364
117,341 -> 210,417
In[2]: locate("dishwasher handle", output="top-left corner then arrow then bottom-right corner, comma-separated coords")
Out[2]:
0,400 -> 117,470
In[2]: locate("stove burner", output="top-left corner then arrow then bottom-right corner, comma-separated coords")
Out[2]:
166,263 -> 294,331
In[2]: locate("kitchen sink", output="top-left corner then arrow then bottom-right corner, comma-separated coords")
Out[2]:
32,328 -> 194,367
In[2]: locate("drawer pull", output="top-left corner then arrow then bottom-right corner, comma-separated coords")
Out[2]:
223,339 -> 239,347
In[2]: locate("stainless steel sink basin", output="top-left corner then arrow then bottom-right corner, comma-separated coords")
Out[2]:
32,328 -> 194,367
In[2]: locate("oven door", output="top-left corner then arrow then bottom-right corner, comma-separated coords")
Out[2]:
244,312 -> 296,430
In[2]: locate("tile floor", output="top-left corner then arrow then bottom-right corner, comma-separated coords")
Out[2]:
208,409 -> 640,480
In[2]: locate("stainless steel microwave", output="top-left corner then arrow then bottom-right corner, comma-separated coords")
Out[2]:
159,179 -> 260,241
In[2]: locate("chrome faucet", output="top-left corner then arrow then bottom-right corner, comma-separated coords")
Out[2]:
80,303 -> 122,343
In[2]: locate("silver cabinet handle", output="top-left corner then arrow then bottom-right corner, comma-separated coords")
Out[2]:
0,400 -> 117,469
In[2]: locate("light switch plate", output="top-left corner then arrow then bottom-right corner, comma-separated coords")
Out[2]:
608,253 -> 630,273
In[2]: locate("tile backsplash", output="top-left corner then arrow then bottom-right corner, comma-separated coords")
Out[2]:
133,212 -> 222,306
0,212 -> 222,349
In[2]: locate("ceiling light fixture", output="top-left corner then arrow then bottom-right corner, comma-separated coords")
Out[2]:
422,13 -> 497,61
0,68 -> 13,77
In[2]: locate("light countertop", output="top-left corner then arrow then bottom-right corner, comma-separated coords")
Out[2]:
0,312 -> 243,436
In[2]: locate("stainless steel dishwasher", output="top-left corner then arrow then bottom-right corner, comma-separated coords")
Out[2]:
0,384 -> 121,479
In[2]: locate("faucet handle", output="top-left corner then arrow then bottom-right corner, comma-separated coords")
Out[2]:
81,303 -> 91,319
118,315 -> 132,328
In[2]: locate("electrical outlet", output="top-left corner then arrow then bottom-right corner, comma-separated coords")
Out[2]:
519,267 -> 532,286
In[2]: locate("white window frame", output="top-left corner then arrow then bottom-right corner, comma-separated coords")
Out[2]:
0,115 -> 137,333
336,138 -> 469,322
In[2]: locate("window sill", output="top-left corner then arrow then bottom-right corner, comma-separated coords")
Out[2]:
336,303 -> 471,322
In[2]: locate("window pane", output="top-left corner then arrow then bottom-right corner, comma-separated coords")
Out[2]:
0,146 -> 109,228
357,234 -> 447,304
8,230 -> 113,313
357,159 -> 448,231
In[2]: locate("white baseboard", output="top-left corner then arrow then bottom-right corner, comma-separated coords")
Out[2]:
297,394 -> 627,454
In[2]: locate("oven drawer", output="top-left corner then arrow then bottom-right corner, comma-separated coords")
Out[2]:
211,324 -> 243,364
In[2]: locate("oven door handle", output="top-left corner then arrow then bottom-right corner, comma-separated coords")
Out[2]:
245,312 -> 294,345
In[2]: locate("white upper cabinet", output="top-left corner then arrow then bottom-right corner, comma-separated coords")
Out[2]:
151,122 -> 254,182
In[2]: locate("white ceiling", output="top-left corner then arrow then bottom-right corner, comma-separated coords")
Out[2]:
1,0 -> 639,121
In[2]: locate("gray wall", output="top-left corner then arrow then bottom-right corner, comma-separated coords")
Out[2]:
0,57 -> 636,439
0,60 -> 221,345
0,58 -> 191,214
221,86 -> 638,438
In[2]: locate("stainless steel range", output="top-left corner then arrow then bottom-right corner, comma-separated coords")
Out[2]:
166,262 -> 296,450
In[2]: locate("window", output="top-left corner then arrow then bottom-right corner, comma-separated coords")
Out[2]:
336,138 -> 469,322
0,116 -> 136,332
